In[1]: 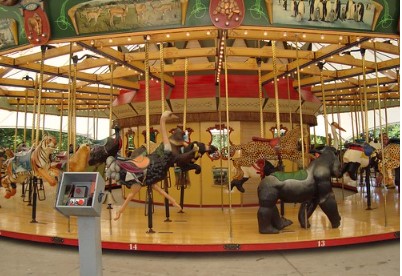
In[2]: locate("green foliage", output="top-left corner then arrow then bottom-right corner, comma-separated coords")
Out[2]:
310,135 -> 327,147
0,128 -> 92,152
310,123 -> 400,147
351,123 -> 400,142
387,124 -> 400,139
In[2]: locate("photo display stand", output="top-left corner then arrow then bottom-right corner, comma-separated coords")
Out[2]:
55,172 -> 106,276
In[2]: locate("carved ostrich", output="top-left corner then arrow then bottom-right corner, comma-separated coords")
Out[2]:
111,111 -> 183,220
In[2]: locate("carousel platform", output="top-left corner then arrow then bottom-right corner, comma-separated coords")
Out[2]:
0,183 -> 399,252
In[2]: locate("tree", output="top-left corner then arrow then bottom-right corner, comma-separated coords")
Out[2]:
0,128 -> 92,151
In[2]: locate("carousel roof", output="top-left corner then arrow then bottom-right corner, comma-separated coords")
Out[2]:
0,1 -> 399,122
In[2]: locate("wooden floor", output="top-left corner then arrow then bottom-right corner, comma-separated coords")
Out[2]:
0,183 -> 399,252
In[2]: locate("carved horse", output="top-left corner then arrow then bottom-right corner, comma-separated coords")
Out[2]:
341,142 -> 376,187
229,126 -> 310,192
1,134 -> 59,199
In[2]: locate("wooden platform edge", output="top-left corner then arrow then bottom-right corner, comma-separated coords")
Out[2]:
0,229 -> 399,252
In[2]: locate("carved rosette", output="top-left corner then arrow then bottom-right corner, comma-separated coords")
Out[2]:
209,0 -> 245,29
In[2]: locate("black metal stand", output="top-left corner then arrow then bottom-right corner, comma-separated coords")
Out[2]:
365,167 -> 372,210
163,171 -> 172,222
176,170 -> 187,213
24,176 -> 33,205
31,176 -> 38,223
107,203 -> 113,235
102,178 -> 116,204
145,184 -> 155,233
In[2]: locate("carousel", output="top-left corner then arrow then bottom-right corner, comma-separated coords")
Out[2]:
0,0 -> 399,252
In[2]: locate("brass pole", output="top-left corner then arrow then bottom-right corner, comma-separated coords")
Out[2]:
160,42 -> 166,112
67,44 -> 73,171
59,96 -> 63,151
383,95 -> 389,134
318,62 -> 329,146
223,31 -> 233,241
31,75 -> 38,146
272,41 -> 281,139
42,98 -> 46,138
87,104 -> 90,139
257,55 -> 264,138
295,37 -> 305,168
72,58 -> 78,151
357,75 -> 365,139
183,58 -> 188,131
35,46 -> 46,145
350,108 -> 355,141
353,95 -> 359,140
373,41 -> 387,226
373,100 -> 377,139
14,98 -> 20,152
96,84 -> 100,140
287,75 -> 293,127
93,109 -> 96,141
360,49 -> 369,142
109,64 -> 114,136
334,80 -> 343,149
23,89 -> 28,143
144,37 -> 150,153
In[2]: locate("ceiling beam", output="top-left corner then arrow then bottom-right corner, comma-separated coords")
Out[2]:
78,41 -> 175,87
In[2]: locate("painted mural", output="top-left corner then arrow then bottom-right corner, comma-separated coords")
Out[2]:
0,19 -> 18,50
68,0 -> 183,35
0,0 -> 398,51
271,0 -> 382,31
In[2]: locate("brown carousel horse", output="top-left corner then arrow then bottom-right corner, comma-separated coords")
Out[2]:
229,126 -> 310,192
1,134 -> 59,199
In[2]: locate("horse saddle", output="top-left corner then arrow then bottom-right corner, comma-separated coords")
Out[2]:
271,170 -> 308,182
13,149 -> 32,172
116,155 -> 150,174
346,143 -> 374,157
252,136 -> 280,148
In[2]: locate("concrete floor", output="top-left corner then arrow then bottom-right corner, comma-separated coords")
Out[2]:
0,237 -> 399,276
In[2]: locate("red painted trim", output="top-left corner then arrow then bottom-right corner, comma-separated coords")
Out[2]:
116,75 -> 319,105
0,229 -> 398,252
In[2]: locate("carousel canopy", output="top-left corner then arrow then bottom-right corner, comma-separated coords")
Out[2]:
0,0 -> 399,122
